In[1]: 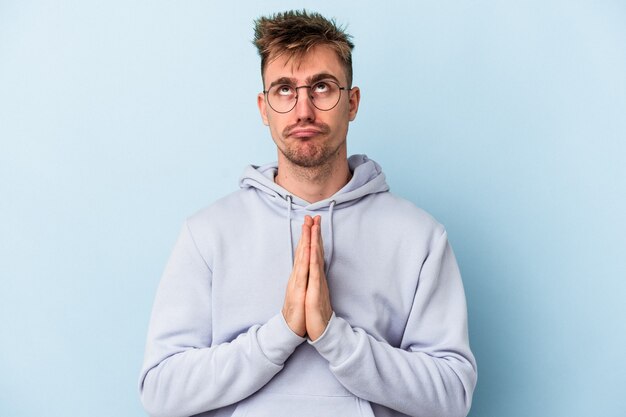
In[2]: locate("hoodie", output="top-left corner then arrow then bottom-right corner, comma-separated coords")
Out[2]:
139,154 -> 477,417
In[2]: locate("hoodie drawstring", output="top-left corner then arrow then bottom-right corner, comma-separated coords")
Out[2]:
286,195 -> 294,267
285,196 -> 336,275
325,200 -> 336,276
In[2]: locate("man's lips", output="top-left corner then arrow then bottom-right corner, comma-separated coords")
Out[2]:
289,128 -> 323,138
284,123 -> 330,139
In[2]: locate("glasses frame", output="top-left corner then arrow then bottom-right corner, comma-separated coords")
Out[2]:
263,80 -> 347,114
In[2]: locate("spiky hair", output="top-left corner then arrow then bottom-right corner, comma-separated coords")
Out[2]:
253,10 -> 354,86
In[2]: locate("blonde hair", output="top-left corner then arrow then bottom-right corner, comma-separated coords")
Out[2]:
253,10 -> 354,86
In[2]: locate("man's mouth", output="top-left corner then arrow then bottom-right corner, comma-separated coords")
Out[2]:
289,128 -> 322,138
284,123 -> 330,139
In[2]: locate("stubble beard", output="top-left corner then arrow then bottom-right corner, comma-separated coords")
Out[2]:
278,121 -> 345,168
281,139 -> 340,168
278,137 -> 346,184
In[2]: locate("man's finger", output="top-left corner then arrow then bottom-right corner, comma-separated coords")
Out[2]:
292,219 -> 312,287
294,216 -> 312,259
309,217 -> 324,291
310,216 -> 324,263
282,216 -> 314,337
310,229 -> 321,269
306,216 -> 333,341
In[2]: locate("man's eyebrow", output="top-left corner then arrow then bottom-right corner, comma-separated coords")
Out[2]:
268,77 -> 296,89
267,73 -> 342,89
307,73 -> 341,85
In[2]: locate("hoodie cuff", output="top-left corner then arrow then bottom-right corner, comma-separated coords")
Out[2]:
308,314 -> 359,366
257,312 -> 306,365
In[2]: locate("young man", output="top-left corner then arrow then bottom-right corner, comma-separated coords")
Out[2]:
140,10 -> 477,417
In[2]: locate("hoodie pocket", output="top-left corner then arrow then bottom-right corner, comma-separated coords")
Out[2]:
231,393 -> 375,417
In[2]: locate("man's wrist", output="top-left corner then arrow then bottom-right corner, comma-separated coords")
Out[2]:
257,312 -> 306,365
307,311 -> 335,342
308,314 -> 359,367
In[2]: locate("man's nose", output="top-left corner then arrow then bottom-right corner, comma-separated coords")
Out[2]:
294,89 -> 316,122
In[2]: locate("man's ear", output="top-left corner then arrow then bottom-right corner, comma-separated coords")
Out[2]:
348,87 -> 361,122
257,93 -> 269,126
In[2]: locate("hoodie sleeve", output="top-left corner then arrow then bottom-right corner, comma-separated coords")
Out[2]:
139,221 -> 305,417
309,230 -> 477,417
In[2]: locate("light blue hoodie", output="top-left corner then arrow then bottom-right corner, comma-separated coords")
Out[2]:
139,155 -> 477,417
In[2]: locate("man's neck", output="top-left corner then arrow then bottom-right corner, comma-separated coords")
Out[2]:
275,156 -> 351,204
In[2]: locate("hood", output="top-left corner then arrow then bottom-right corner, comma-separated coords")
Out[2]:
239,154 -> 390,274
239,154 -> 389,210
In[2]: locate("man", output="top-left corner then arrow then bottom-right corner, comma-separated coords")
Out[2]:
140,10 -> 477,417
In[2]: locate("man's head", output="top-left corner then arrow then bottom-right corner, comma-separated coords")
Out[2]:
253,10 -> 360,172
253,10 -> 355,88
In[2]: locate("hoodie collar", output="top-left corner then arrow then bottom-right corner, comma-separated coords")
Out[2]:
239,154 -> 389,210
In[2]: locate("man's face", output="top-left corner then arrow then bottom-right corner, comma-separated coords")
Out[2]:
257,45 -> 360,169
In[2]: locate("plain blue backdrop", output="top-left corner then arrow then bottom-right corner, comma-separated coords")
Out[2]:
1,1 -> 625,416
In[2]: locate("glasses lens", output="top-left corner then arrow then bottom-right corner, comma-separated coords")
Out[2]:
310,81 -> 341,111
267,84 -> 296,113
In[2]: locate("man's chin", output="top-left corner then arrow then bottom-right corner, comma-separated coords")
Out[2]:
278,139 -> 345,169
287,156 -> 325,168
280,144 -> 324,167
284,151 -> 329,168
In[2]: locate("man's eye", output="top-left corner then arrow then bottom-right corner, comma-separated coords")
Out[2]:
276,85 -> 294,96
313,82 -> 329,93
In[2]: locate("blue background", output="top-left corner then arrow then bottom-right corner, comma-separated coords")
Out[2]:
1,1 -> 625,416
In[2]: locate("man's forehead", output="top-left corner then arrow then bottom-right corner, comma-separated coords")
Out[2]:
263,46 -> 346,83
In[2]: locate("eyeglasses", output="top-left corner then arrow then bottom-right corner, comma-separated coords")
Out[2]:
263,80 -> 347,114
